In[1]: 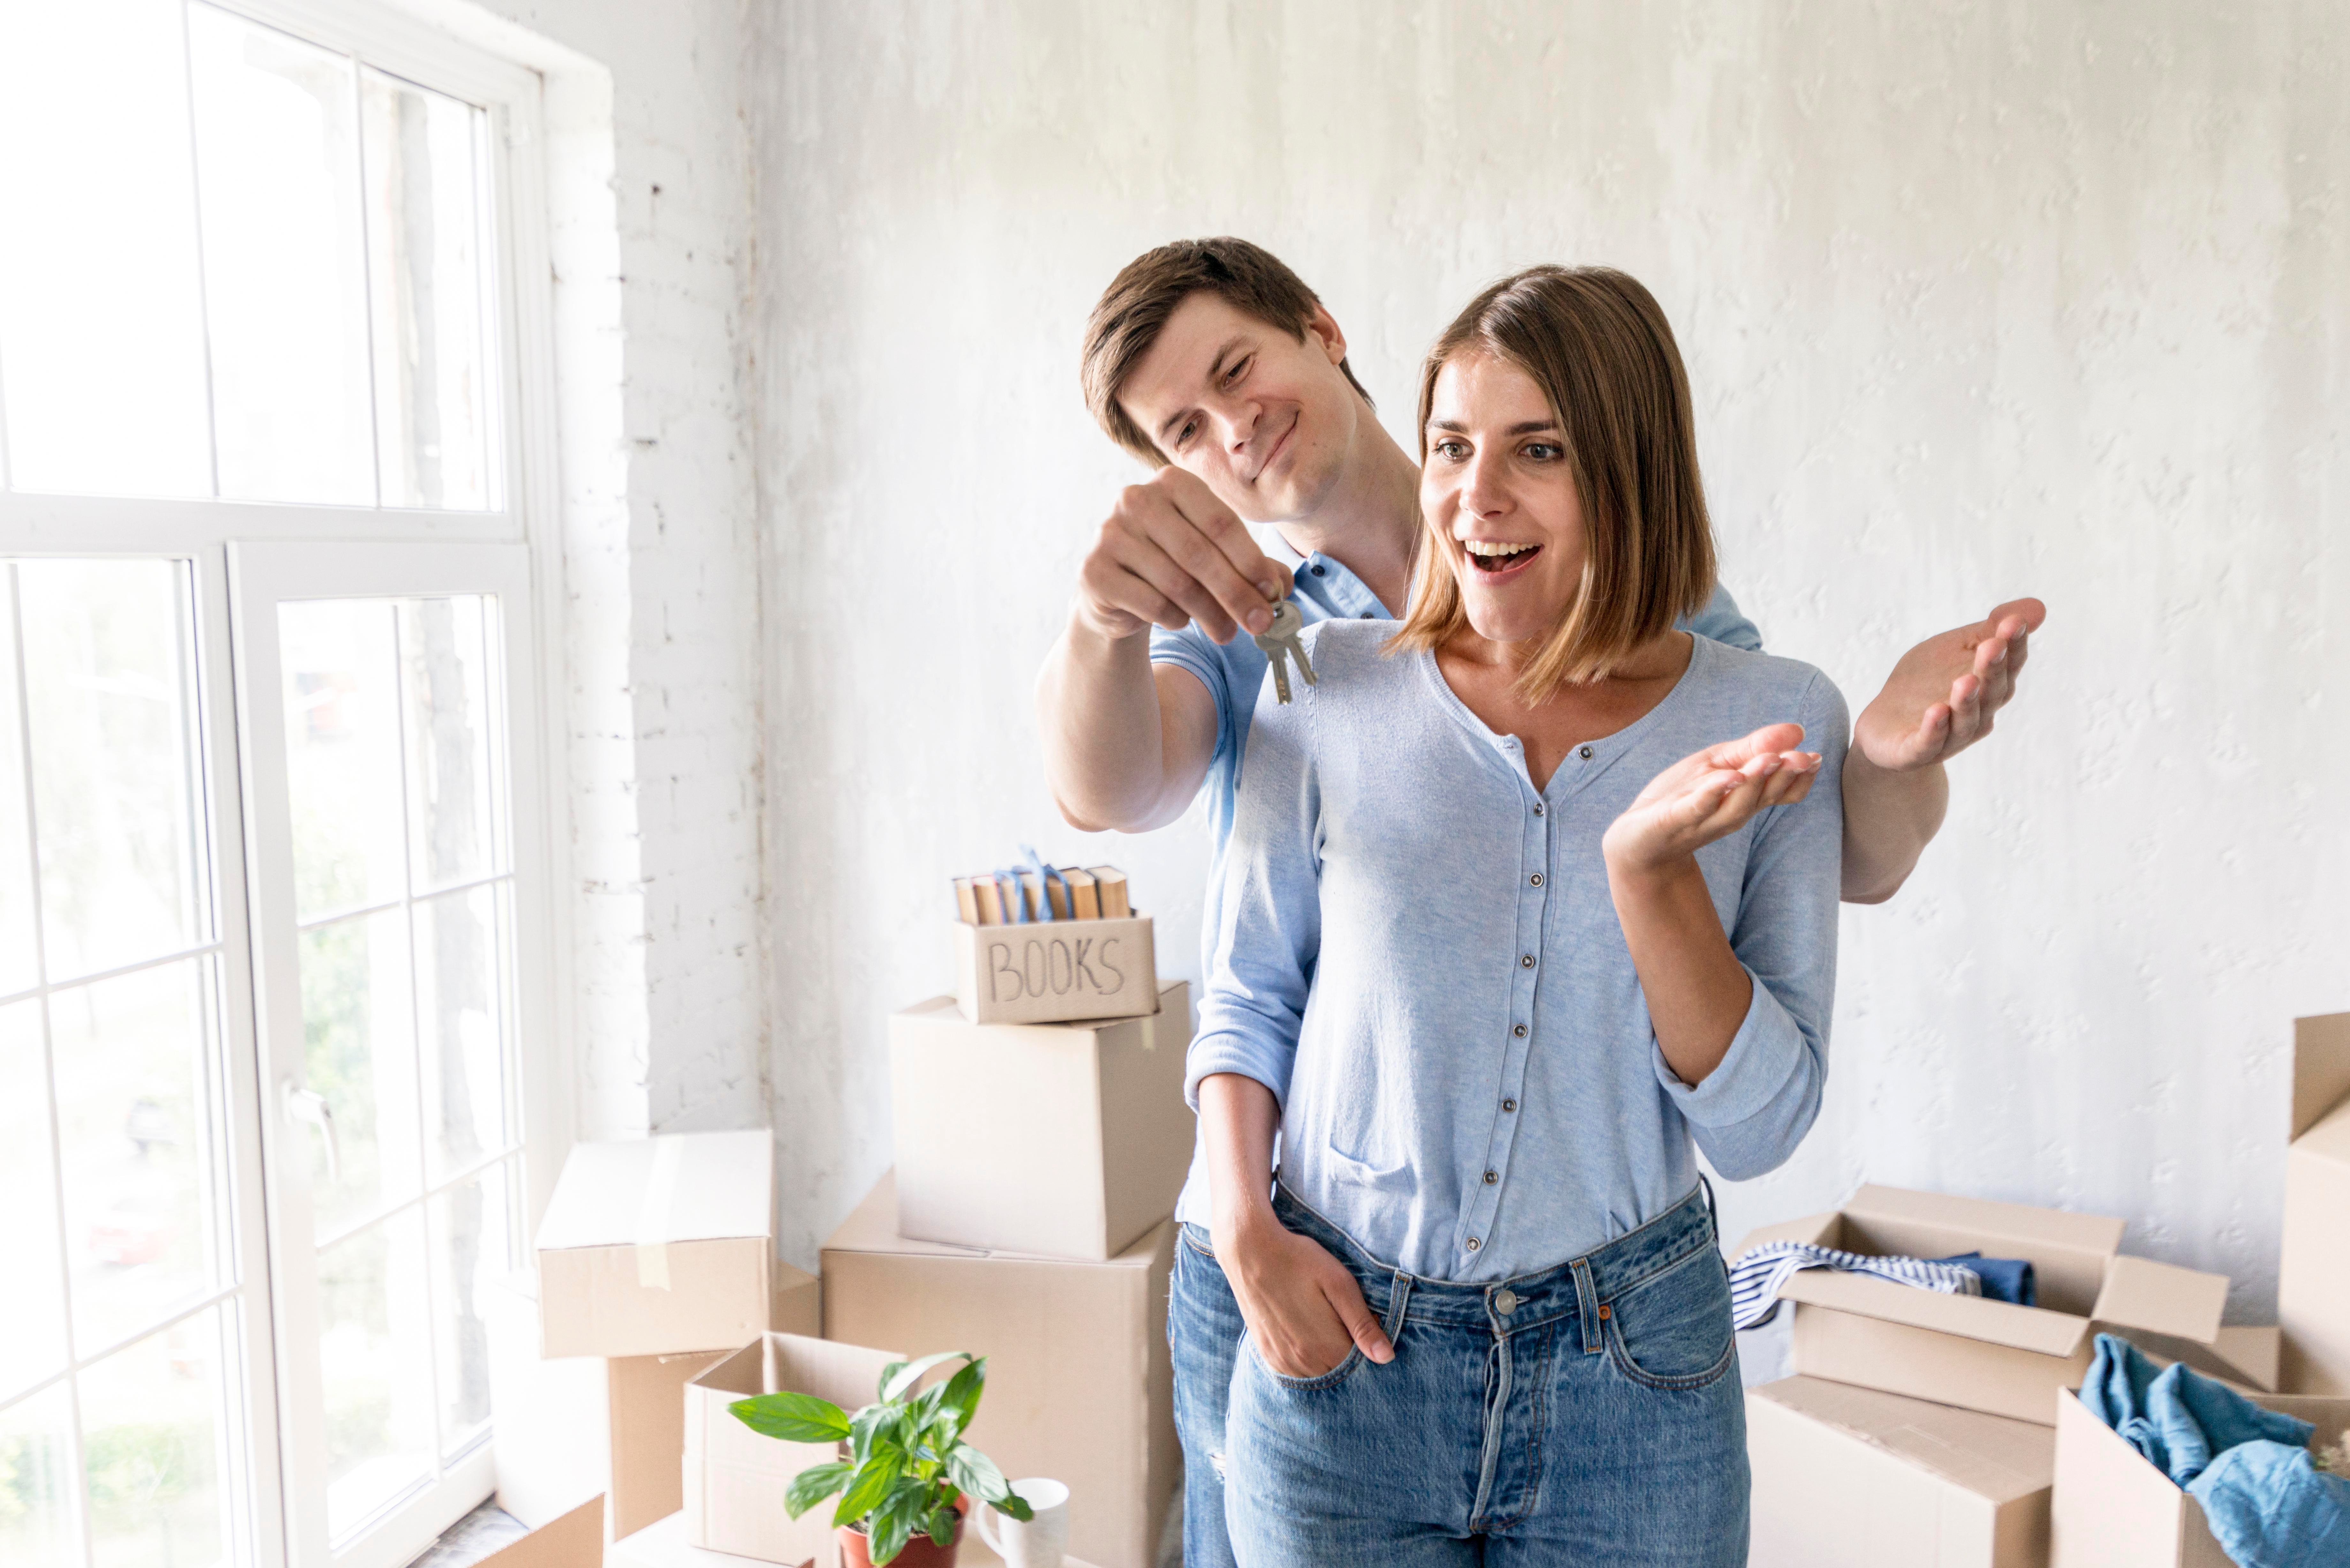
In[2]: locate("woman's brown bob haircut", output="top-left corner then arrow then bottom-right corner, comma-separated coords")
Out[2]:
1390,266 -> 1717,702
1082,237 -> 1374,466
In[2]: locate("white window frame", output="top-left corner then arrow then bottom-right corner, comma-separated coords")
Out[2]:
0,0 -> 576,1561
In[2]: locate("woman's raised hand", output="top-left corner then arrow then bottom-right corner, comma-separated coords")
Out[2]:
1602,723 -> 1821,875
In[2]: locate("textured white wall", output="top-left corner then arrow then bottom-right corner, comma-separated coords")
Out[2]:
750,0 -> 2350,1305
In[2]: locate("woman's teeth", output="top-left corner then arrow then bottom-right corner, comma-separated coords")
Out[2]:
1464,540 -> 1541,572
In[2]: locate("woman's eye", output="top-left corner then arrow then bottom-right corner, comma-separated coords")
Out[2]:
1433,440 -> 1469,462
1522,442 -> 1562,461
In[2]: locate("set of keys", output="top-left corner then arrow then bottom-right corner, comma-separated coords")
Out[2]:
1252,596 -> 1318,704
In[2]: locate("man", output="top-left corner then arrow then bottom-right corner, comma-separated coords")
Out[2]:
1035,238 -> 2042,1567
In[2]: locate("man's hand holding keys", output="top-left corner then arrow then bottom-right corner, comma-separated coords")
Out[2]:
1074,466 -> 1294,644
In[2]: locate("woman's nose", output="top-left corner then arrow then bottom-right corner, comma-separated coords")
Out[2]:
1459,451 -> 1509,517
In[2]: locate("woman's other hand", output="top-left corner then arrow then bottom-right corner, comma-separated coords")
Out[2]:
1603,723 -> 1821,875
1214,1207 -> 1394,1380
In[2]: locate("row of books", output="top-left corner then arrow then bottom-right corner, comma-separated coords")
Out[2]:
953,863 -> 1131,924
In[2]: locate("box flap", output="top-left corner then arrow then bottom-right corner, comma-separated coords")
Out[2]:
477,1496 -> 603,1568
2088,1254 -> 2227,1346
1749,1375 -> 2054,1502
2293,1014 -> 2350,1141
823,1169 -> 1168,1269
1845,1183 -> 2125,1256
1779,1270 -> 2091,1358
1728,1210 -> 1840,1258
900,980 -> 1185,1039
2299,1099 -> 2350,1165
536,1130 -> 774,1251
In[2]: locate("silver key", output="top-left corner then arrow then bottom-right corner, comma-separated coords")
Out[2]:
1253,599 -> 1318,705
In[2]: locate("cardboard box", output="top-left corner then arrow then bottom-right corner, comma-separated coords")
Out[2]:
1735,1185 -> 2241,1425
890,982 -> 1192,1260
1748,1376 -> 2055,1567
2049,1385 -> 2350,1566
822,1173 -> 1177,1568
682,1333 -> 904,1567
2280,1012 -> 2350,1394
479,1496 -> 606,1568
953,915 -> 1157,1025
538,1130 -> 778,1359
612,1510 -> 1109,1568
489,1264 -> 823,1540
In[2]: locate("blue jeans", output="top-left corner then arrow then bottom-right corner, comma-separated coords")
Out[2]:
1170,1217 -> 1247,1568
1208,1181 -> 1747,1567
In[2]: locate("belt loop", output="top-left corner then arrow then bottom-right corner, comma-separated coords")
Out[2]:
1698,1173 -> 1718,1237
1569,1257 -> 1603,1354
1383,1270 -> 1413,1343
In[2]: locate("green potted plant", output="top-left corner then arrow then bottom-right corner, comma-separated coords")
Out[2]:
729,1350 -> 1033,1567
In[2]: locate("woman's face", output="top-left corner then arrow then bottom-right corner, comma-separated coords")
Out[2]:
1420,350 -> 1588,646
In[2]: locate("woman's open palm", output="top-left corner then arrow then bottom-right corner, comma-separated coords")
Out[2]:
1603,723 -> 1821,874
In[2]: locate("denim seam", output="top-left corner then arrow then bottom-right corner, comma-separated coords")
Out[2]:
1601,1232 -> 1718,1307
1178,1224 -> 1218,1262
1249,1339 -> 1366,1393
1603,1308 -> 1738,1392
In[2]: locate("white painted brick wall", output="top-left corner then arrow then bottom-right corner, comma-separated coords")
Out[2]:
747,0 -> 2350,1300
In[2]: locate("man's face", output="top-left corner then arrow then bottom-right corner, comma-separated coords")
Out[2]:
1116,291 -> 1365,524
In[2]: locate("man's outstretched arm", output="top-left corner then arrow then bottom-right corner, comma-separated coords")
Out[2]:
1038,467 -> 1289,832
1841,598 -> 2047,904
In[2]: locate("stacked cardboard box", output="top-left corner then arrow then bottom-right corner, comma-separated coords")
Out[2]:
1735,1184 -> 2253,1568
2280,1011 -> 2350,1395
492,1129 -> 819,1542
789,979 -> 1194,1568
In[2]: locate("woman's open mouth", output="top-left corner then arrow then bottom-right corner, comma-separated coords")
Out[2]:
1463,540 -> 1543,578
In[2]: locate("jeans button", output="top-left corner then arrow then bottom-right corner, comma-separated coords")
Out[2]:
1493,1288 -> 1519,1315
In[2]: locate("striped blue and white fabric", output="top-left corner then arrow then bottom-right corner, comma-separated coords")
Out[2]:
1729,1242 -> 1983,1331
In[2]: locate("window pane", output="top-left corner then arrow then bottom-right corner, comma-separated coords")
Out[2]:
282,600 -> 406,922
188,4 -> 374,505
0,573 -> 36,996
79,1305 -> 233,1568
301,909 -> 420,1240
401,596 -> 499,892
362,71 -> 495,511
0,0 -> 212,498
417,885 -> 509,1182
17,560 -> 206,982
50,959 -> 223,1356
0,1000 -> 69,1401
318,1210 -> 434,1542
0,1380 -> 78,1568
428,1158 -> 510,1456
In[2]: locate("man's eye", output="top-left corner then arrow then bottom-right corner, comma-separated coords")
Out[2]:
1224,356 -> 1251,388
1176,418 -> 1199,448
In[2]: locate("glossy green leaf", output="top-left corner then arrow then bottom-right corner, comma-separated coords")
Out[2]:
832,1447 -> 905,1529
939,1356 -> 986,1436
881,1350 -> 971,1404
944,1444 -> 1012,1504
992,1489 -> 1035,1523
729,1391 -> 851,1444
925,1501 -> 958,1546
868,1502 -> 916,1567
783,1460 -> 852,1519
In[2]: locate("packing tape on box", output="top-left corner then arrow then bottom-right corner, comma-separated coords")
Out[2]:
634,1136 -> 684,1291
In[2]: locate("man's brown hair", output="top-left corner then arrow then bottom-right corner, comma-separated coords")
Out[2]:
1081,237 -> 1374,466
1389,265 -> 1717,701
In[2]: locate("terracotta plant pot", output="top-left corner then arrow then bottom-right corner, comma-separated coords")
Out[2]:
837,1495 -> 969,1568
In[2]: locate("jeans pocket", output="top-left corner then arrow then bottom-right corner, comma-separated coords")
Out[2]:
1247,1337 -> 1365,1393
1604,1246 -> 1737,1391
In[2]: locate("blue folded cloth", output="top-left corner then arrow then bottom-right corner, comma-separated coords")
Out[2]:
1930,1251 -> 2036,1307
2080,1333 -> 2350,1567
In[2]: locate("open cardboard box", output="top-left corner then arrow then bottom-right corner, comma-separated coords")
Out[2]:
1735,1185 -> 2256,1426
953,915 -> 1157,1025
681,1332 -> 904,1567
2049,1385 -> 2350,1566
823,1172 -> 1177,1568
2281,1012 -> 2350,1394
537,1130 -> 778,1360
1748,1375 -> 2055,1567
890,982 -> 1191,1260
478,1496 -> 606,1568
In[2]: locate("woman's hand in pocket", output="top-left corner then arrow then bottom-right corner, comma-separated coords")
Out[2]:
1214,1209 -> 1394,1379
1603,722 -> 1820,874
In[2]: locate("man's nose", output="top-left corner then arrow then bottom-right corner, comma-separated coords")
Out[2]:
1217,401 -> 1258,454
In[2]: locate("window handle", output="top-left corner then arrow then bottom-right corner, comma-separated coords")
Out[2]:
284,1084 -> 341,1183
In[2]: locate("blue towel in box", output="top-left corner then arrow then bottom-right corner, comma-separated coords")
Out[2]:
2080,1332 -> 2350,1567
1930,1251 -> 2036,1307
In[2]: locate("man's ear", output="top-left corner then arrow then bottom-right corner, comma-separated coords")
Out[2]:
1305,302 -> 1348,366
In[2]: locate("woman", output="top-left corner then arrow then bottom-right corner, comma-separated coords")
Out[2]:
1184,266 -> 1845,1565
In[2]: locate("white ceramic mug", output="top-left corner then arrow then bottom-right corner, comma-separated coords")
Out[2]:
973,1477 -> 1070,1568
